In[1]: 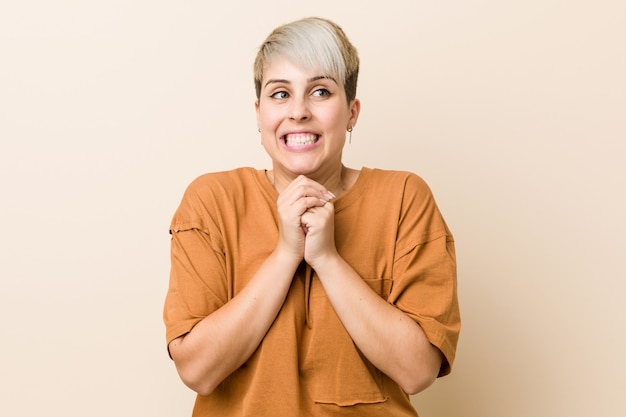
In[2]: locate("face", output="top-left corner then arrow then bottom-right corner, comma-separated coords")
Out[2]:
255,58 -> 360,180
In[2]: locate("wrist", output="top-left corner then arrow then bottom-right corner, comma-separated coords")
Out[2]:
272,244 -> 303,269
306,250 -> 342,275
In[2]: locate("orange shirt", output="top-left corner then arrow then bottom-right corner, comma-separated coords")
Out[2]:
164,167 -> 460,416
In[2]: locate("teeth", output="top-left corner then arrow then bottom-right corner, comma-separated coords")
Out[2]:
284,133 -> 317,146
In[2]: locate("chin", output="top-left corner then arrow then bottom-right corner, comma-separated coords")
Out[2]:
280,161 -> 323,176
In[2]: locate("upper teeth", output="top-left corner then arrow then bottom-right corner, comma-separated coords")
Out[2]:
285,133 -> 317,146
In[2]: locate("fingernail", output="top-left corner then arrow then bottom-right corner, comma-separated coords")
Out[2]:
325,191 -> 336,200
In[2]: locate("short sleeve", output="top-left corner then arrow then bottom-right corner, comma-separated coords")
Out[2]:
388,174 -> 460,377
163,182 -> 229,349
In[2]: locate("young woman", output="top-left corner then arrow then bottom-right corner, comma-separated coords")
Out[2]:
164,17 -> 460,416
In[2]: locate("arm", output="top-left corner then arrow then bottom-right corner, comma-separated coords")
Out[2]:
301,201 -> 443,395
311,253 -> 443,394
168,177 -> 333,396
168,248 -> 300,396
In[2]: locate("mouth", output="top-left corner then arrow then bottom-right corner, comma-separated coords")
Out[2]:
282,132 -> 319,148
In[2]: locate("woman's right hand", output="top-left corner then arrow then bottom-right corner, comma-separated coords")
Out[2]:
275,175 -> 334,261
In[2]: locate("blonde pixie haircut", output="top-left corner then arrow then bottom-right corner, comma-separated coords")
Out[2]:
254,17 -> 360,103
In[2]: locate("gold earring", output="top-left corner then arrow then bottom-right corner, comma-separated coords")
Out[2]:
347,126 -> 353,144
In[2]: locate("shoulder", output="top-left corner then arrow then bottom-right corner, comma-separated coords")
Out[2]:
363,168 -> 433,197
364,168 -> 443,227
185,167 -> 259,195
171,167 -> 260,232
365,169 -> 453,248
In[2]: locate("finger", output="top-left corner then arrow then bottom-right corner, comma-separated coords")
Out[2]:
289,197 -> 327,218
306,199 -> 334,213
302,200 -> 334,221
281,177 -> 334,204
279,186 -> 319,207
296,185 -> 332,204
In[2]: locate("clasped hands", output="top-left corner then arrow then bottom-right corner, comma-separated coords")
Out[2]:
276,175 -> 338,267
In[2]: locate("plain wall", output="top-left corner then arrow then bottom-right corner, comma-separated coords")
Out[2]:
1,1 -> 624,416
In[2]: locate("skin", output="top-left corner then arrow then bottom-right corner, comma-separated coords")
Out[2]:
168,57 -> 443,397
256,58 -> 360,196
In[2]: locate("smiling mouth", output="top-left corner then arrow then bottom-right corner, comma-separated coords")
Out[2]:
283,133 -> 319,147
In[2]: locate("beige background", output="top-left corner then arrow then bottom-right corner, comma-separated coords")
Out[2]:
1,1 -> 624,416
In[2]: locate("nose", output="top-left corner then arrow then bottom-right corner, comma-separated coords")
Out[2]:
288,97 -> 311,121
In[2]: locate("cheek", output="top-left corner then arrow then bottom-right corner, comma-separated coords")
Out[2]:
322,108 -> 348,131
258,108 -> 282,130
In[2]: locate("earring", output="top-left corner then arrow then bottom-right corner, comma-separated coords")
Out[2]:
347,126 -> 353,144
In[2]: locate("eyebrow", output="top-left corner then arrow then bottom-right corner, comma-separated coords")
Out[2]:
263,75 -> 337,89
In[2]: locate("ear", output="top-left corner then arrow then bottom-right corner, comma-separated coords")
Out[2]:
348,98 -> 361,129
255,99 -> 260,129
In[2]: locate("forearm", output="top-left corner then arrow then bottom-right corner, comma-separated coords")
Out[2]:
169,250 -> 300,396
313,255 -> 443,395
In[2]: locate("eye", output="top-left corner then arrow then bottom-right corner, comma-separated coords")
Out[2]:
270,90 -> 289,100
312,88 -> 331,98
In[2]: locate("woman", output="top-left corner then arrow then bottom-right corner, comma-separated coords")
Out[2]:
164,17 -> 460,416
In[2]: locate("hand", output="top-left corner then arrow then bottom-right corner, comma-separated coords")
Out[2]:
301,197 -> 338,268
275,176 -> 334,261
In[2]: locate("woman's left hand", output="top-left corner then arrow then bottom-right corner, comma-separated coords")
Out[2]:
301,199 -> 338,267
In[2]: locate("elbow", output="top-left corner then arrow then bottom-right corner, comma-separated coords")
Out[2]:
399,348 -> 443,395
176,363 -> 219,397
169,336 -> 220,396
401,372 -> 438,395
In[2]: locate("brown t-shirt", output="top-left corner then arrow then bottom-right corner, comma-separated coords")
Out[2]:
164,167 -> 460,417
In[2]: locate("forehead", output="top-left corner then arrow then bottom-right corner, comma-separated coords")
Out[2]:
262,57 -> 339,86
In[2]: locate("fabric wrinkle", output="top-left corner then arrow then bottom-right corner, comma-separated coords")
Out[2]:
304,263 -> 313,328
163,167 -> 460,417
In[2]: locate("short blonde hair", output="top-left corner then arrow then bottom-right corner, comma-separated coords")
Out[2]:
253,17 -> 359,103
